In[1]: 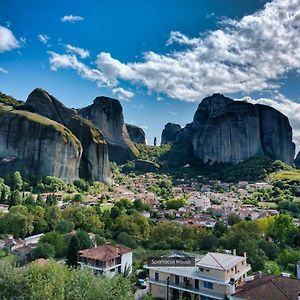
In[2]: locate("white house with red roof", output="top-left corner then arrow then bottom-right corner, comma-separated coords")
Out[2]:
78,244 -> 132,278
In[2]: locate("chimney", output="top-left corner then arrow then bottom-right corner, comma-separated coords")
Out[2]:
233,249 -> 236,256
258,271 -> 262,279
244,252 -> 247,258
297,261 -> 300,280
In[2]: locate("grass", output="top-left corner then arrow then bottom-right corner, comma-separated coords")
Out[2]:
269,170 -> 300,182
0,92 -> 21,107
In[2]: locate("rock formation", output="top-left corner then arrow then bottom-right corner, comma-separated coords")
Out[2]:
176,93 -> 295,165
126,124 -> 146,144
295,151 -> 300,169
0,106 -> 82,182
79,97 -> 138,163
24,88 -> 111,184
161,123 -> 181,145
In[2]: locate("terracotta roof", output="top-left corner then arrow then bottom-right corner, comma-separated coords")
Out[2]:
78,244 -> 132,262
235,274 -> 300,300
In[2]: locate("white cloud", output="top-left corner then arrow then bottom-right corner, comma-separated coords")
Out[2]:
238,93 -> 300,151
38,34 -> 50,44
0,25 -> 19,52
61,15 -> 84,23
0,67 -> 8,74
112,87 -> 134,101
50,0 -> 300,103
94,0 -> 300,102
65,44 -> 89,58
48,51 -> 114,87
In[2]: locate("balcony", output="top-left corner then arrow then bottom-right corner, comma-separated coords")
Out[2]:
148,277 -> 225,300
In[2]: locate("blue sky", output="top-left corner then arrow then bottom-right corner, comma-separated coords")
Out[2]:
1,0 -> 300,146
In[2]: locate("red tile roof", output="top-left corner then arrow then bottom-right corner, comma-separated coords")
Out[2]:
78,244 -> 132,262
234,274 -> 300,300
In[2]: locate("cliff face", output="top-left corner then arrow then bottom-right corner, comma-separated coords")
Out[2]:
178,93 -> 295,165
79,97 -> 138,163
25,89 -> 111,184
126,124 -> 146,144
0,107 -> 82,182
161,123 -> 182,145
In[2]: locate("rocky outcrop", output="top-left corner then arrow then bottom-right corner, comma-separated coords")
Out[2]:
161,123 -> 181,145
295,152 -> 300,168
0,107 -> 82,182
79,97 -> 138,163
126,124 -> 146,144
177,93 -> 295,165
24,89 -> 111,184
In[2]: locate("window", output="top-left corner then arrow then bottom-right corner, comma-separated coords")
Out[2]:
199,267 -> 204,272
203,281 -> 213,289
155,272 -> 159,281
175,275 -> 179,284
183,277 -> 188,282
195,279 -> 199,289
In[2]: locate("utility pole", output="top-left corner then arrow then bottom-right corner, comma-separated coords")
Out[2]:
167,276 -> 170,300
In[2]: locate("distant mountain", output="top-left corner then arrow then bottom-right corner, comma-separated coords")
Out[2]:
162,93 -> 295,165
126,124 -> 146,145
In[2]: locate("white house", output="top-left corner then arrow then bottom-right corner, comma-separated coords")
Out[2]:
78,244 -> 133,278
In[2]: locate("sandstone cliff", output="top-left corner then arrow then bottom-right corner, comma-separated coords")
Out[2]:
24,89 -> 111,184
177,93 -> 295,165
0,106 -> 82,182
79,97 -> 138,163
161,123 -> 181,145
126,124 -> 146,144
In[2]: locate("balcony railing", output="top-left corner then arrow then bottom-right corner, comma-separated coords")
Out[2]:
148,277 -> 225,300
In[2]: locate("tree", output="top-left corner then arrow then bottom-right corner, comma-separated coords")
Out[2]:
116,232 -> 138,249
46,194 -> 57,206
67,235 -> 80,266
269,214 -> 295,245
227,213 -> 241,226
25,193 -> 35,206
73,193 -> 84,203
74,179 -> 89,192
76,230 -> 93,250
39,231 -> 67,258
45,206 -> 62,230
111,206 -> 121,219
214,221 -> 228,237
7,171 -> 23,191
8,190 -> 22,206
55,219 -> 74,234
33,242 -> 55,259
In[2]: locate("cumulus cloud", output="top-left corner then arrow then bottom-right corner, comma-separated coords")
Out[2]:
61,15 -> 84,23
38,34 -> 50,44
48,51 -> 113,87
0,67 -> 8,74
93,0 -> 300,101
65,44 -> 89,58
239,93 -> 300,151
50,0 -> 300,102
112,87 -> 134,101
0,25 -> 19,52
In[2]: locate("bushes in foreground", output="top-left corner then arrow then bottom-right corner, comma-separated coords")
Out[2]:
0,260 -> 133,300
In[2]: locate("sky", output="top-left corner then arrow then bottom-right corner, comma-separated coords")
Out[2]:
0,0 -> 300,148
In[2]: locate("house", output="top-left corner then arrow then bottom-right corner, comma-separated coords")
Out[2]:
187,193 -> 211,211
78,244 -> 133,278
146,252 -> 251,300
231,273 -> 300,300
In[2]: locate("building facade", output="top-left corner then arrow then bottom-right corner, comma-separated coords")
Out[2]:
146,252 -> 251,300
78,244 -> 132,278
